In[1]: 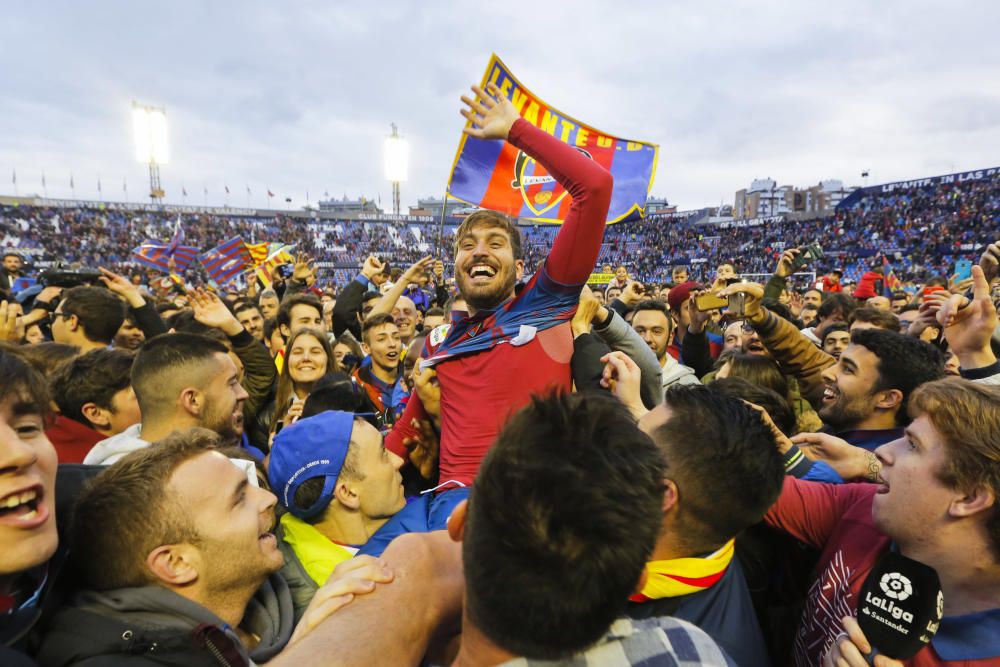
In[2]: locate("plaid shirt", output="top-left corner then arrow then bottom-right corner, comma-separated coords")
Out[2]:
500,616 -> 734,666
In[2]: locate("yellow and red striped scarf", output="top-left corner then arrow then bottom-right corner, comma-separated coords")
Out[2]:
629,539 -> 735,602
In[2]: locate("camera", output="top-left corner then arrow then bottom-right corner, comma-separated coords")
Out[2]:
38,264 -> 102,288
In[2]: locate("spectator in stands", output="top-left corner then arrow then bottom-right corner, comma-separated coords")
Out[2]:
625,383 -> 784,664
47,348 -> 140,463
820,322 -> 851,360
631,300 -> 698,391
607,264 -> 632,290
258,289 -> 280,321
268,411 -> 406,618
260,328 -> 336,441
276,294 -> 325,339
767,378 -> 1000,666
112,314 -> 145,350
50,286 -> 126,353
352,314 -> 402,426
821,268 -> 843,293
848,306 -> 900,332
83,333 -> 249,464
853,262 -> 884,300
0,351 -> 60,662
235,301 -> 266,342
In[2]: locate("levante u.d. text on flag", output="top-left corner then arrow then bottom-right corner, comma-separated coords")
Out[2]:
446,54 -> 659,224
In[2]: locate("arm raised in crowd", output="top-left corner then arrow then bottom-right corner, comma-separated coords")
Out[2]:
679,290 -> 716,379
721,281 -> 835,408
368,256 -> 434,319
591,306 -> 664,409
938,264 -> 1000,383
462,82 -> 613,287
283,254 -> 318,296
99,267 -> 168,338
190,289 -> 276,420
332,255 -> 382,339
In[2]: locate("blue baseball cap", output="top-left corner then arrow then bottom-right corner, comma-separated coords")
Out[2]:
268,410 -> 356,519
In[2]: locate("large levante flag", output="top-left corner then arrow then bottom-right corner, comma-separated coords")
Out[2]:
446,54 -> 659,224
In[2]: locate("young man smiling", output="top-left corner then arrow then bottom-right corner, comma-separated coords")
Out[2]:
383,81 -> 613,528
351,314 -> 403,425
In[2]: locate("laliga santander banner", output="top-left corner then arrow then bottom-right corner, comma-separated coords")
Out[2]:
447,55 -> 659,224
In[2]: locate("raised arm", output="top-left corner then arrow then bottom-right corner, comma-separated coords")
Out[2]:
462,83 -> 613,286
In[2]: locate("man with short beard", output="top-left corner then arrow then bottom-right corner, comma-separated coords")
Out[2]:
383,82 -> 613,529
83,333 -> 249,464
722,282 -> 944,449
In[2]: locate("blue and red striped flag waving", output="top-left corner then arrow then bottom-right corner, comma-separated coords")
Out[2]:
200,236 -> 253,286
132,217 -> 199,274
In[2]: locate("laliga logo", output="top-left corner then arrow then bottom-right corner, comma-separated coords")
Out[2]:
510,148 -> 593,216
880,572 -> 913,601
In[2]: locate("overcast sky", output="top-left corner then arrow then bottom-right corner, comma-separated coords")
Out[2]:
2,1 -> 998,211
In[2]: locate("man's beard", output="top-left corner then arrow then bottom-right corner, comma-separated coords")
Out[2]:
457,265 -> 517,312
818,392 -> 871,431
204,405 -> 244,444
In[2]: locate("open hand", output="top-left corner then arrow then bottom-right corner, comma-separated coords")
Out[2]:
402,256 -> 435,285
461,83 -> 520,141
190,288 -> 243,336
99,267 -> 145,307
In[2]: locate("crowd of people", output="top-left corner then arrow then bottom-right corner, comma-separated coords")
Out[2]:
4,168 -> 996,295
3,84 -> 1000,667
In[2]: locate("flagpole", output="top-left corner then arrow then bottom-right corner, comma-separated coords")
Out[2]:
12,169 -> 17,197
203,184 -> 208,207
437,189 -> 449,256
42,171 -> 48,198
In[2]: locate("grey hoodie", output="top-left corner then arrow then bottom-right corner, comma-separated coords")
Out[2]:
37,573 -> 294,666
82,423 -> 148,465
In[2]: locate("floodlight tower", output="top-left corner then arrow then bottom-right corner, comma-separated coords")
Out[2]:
384,123 -> 408,215
132,102 -> 169,202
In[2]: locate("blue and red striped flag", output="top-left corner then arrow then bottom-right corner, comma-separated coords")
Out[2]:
132,241 -> 199,274
446,55 -> 658,224
200,236 -> 253,286
882,256 -> 901,294
133,216 -> 199,274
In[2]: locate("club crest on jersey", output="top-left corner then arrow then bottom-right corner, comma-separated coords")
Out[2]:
510,148 -> 593,216
429,324 -> 450,347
